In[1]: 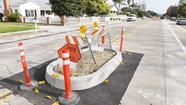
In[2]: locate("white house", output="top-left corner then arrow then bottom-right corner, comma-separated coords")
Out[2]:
0,0 -> 54,22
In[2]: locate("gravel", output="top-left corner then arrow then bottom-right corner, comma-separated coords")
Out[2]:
53,49 -> 116,77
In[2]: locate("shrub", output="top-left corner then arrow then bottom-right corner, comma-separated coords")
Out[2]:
7,12 -> 21,22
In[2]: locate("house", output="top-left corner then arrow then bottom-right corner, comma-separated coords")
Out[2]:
0,0 -> 128,23
0,0 -> 54,22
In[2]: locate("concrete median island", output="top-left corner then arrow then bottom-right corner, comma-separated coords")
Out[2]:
45,49 -> 122,90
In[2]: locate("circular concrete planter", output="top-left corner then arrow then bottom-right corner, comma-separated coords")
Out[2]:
45,50 -> 122,90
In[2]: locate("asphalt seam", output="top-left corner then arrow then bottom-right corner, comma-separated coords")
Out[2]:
162,20 -> 167,105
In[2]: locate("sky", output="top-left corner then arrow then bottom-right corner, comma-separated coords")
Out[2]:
137,0 -> 180,14
0,0 -> 181,14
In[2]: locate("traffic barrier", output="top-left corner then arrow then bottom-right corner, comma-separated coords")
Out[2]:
58,48 -> 80,105
62,49 -> 72,99
101,26 -> 106,45
18,42 -> 31,86
65,35 -> 83,46
18,42 -> 38,91
102,35 -> 105,45
119,27 -> 124,52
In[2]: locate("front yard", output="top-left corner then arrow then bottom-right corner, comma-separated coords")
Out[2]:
0,22 -> 35,34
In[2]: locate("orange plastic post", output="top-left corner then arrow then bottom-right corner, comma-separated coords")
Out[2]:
119,27 -> 124,52
102,35 -> 105,45
62,49 -> 72,99
18,42 -> 31,86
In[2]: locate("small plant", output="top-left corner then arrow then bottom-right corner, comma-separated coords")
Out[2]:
0,13 -> 4,21
7,12 -> 21,22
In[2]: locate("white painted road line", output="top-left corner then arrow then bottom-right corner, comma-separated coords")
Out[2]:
165,20 -> 186,53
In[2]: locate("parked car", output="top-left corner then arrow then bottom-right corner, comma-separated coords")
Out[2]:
160,15 -> 164,19
170,17 -> 177,21
142,16 -> 148,19
176,18 -> 186,25
127,14 -> 137,22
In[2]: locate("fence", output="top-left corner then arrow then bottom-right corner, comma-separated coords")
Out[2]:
21,16 -> 128,25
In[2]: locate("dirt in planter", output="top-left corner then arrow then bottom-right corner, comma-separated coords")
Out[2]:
53,49 -> 116,77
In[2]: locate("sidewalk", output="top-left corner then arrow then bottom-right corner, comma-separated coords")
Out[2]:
0,85 -> 33,105
0,21 -> 122,45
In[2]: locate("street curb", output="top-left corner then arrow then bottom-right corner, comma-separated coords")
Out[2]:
0,29 -> 48,37
0,88 -> 13,100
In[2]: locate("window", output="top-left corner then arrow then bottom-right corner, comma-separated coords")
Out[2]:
40,10 -> 45,16
46,11 -> 51,15
25,9 -> 35,17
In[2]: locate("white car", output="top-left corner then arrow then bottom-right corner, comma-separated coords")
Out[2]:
127,16 -> 137,21
176,18 -> 186,25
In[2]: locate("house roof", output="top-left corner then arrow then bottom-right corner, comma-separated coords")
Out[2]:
9,0 -> 51,10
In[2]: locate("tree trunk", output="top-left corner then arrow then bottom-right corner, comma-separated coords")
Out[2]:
61,16 -> 65,26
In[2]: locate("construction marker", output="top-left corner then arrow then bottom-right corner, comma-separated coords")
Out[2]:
18,42 -> 31,86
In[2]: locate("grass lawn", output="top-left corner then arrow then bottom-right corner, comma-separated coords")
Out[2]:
0,22 -> 35,34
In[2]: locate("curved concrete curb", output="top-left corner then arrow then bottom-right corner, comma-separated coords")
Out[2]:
45,50 -> 122,90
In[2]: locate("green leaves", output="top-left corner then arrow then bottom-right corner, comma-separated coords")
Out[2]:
113,0 -> 124,4
82,0 -> 110,16
49,0 -> 82,16
49,0 -> 110,17
179,3 -> 186,17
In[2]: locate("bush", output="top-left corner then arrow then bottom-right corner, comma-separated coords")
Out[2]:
7,12 -> 21,22
0,13 -> 4,21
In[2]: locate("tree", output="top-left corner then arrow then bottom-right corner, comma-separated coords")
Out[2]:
166,6 -> 179,17
127,0 -> 132,5
81,0 -> 110,16
179,0 -> 186,5
113,0 -> 125,13
147,10 -> 159,16
121,7 -> 130,14
49,0 -> 82,17
179,3 -> 186,17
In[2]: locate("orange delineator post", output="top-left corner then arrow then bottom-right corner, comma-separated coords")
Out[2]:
119,27 -> 124,52
18,42 -> 31,86
62,49 -> 72,99
102,35 -> 105,45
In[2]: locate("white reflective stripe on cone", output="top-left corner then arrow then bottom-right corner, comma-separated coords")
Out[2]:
63,60 -> 70,65
62,52 -> 70,58
20,51 -> 25,56
19,46 -> 23,50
